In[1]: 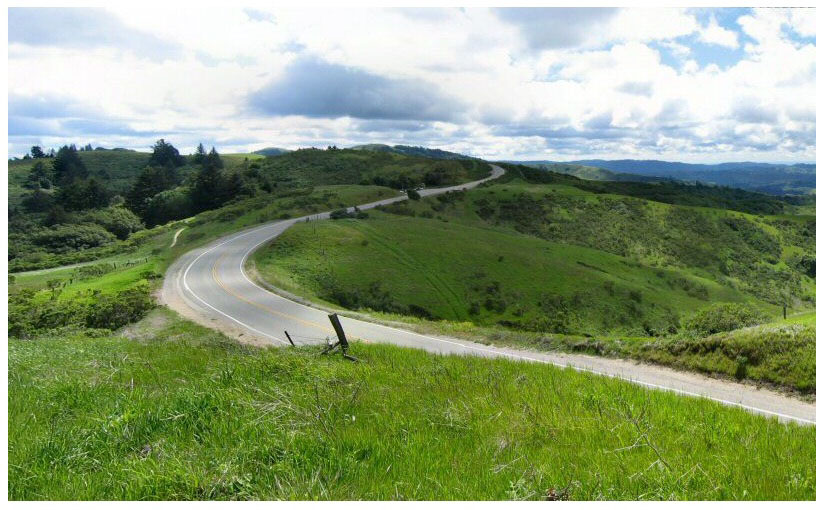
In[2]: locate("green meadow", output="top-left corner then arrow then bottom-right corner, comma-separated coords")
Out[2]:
9,308 -> 816,500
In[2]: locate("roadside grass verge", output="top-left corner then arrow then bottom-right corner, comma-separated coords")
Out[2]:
8,308 -> 816,500
9,185 -> 398,302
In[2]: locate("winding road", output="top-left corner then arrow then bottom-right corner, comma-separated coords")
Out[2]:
162,164 -> 816,426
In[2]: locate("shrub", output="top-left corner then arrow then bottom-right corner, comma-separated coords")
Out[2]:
683,303 -> 770,336
407,189 -> 421,200
330,209 -> 353,220
143,189 -> 194,227
85,283 -> 154,330
75,206 -> 144,239
30,223 -> 117,253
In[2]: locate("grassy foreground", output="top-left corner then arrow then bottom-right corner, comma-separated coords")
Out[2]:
9,309 -> 816,500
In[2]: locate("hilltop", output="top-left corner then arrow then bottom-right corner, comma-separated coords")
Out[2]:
8,143 -> 490,272
352,143 -> 475,160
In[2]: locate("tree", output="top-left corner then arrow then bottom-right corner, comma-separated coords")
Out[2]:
204,147 -> 224,169
191,143 -> 207,164
148,139 -> 186,168
56,177 -> 110,211
22,188 -> 55,213
191,162 -> 228,212
24,161 -> 53,189
76,206 -> 144,239
143,188 -> 194,227
30,145 -> 46,159
52,144 -> 88,186
125,166 -> 176,218
44,205 -> 69,226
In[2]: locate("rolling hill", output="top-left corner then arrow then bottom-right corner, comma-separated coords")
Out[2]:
519,159 -> 816,195
352,143 -> 476,160
252,164 -> 816,337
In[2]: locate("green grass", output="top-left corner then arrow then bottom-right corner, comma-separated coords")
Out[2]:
248,178 -> 816,392
9,308 -> 816,501
10,185 -> 398,305
252,208 -> 762,336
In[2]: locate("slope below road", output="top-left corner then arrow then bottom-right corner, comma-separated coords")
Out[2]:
161,164 -> 816,425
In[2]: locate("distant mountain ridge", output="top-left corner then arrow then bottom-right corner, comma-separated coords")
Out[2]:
515,159 -> 816,195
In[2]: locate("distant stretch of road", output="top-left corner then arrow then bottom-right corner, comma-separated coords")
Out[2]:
162,164 -> 816,426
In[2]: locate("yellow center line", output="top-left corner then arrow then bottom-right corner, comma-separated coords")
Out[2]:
211,253 -> 334,335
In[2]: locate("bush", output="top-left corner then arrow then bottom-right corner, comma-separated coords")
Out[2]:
141,188 -> 195,227
330,209 -> 353,220
683,303 -> 770,336
85,283 -> 155,330
407,189 -> 421,200
75,206 -> 144,240
9,283 -> 155,338
30,223 -> 117,253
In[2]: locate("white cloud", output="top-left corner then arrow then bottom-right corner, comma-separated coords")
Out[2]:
6,7 -> 816,162
699,15 -> 740,49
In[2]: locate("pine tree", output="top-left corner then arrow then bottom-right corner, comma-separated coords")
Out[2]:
191,143 -> 207,164
191,161 -> 227,212
30,145 -> 46,159
125,166 -> 174,218
148,139 -> 186,168
205,147 -> 224,169
52,145 -> 88,186
24,161 -> 52,189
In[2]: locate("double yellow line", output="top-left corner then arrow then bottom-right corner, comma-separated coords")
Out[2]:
211,253 -> 334,335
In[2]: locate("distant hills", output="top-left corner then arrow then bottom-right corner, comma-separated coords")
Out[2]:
515,159 -> 816,195
252,147 -> 291,156
351,144 -> 476,160
248,145 -> 816,195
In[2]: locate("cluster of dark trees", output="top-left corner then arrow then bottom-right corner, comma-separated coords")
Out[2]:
20,139 -> 260,230
22,144 -> 111,214
20,143 -> 95,160
126,141 -> 256,227
13,138 -> 265,263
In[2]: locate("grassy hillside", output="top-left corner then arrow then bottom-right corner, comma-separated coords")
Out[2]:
10,149 -> 816,500
250,171 -> 816,391
567,159 -> 816,195
352,144 -> 475,160
8,149 -> 149,208
9,146 -> 485,272
252,147 -> 489,189
9,308 -> 816,500
8,184 -> 399,338
253,177 -> 816,334
517,161 -> 669,184
253,209 -> 754,336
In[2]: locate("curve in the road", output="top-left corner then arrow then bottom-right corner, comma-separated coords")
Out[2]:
162,164 -> 816,426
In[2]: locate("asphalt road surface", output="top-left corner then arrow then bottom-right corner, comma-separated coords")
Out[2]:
162,164 -> 816,426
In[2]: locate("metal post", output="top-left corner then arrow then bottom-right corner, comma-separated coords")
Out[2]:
284,330 -> 295,346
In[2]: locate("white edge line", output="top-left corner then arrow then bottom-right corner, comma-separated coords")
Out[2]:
180,166 -> 816,426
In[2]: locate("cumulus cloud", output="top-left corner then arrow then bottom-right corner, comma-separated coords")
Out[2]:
6,7 -> 816,161
248,57 -> 465,121
616,81 -> 654,96
732,101 -> 778,124
494,8 -> 618,50
8,93 -> 160,138
8,8 -> 181,60
699,15 -> 740,48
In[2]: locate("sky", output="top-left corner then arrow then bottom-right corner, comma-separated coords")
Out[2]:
7,6 -> 816,162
